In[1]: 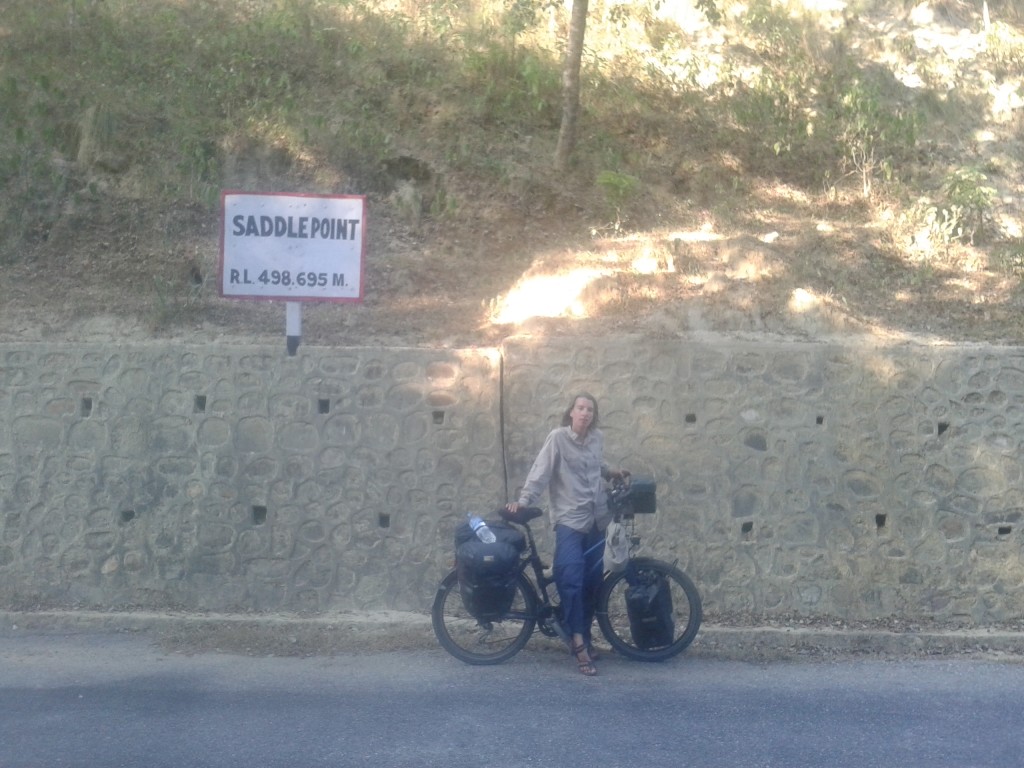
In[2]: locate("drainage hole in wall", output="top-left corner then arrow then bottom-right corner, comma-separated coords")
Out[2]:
193,395 -> 207,413
998,525 -> 1012,536
120,510 -> 136,524
378,513 -> 391,528
875,513 -> 887,530
318,398 -> 331,414
938,421 -> 950,436
81,397 -> 93,417
252,505 -> 268,525
432,410 -> 445,425
684,413 -> 697,424
741,521 -> 753,535
816,415 -> 825,425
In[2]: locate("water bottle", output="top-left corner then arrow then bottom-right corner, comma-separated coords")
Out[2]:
468,514 -> 496,543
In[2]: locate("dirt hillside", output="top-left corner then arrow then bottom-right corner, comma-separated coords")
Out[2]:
1,2 -> 1023,350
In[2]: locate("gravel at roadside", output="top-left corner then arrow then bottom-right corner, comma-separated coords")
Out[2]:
2,609 -> 1023,663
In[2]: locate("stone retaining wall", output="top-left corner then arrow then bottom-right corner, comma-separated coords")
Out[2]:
0,344 -> 504,613
2,337 -> 1023,625
503,337 -> 1024,625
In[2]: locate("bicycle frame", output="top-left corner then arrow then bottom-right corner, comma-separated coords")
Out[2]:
496,490 -> 657,643
499,506 -> 569,644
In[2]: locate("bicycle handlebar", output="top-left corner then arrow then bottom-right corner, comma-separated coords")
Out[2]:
606,474 -> 634,509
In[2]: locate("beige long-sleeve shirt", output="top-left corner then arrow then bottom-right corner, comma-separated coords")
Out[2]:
516,426 -> 611,533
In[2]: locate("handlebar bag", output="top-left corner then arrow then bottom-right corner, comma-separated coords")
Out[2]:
454,522 -> 526,621
625,571 -> 674,649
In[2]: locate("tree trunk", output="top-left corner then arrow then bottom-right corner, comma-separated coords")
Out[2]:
553,0 -> 589,172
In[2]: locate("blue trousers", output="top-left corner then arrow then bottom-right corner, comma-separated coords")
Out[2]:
553,524 -> 605,643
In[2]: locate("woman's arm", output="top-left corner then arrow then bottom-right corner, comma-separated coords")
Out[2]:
516,430 -> 559,506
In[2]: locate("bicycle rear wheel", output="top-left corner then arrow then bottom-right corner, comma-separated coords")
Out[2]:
596,557 -> 702,662
431,568 -> 537,665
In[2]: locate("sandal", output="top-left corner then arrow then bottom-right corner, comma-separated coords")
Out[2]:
572,643 -> 597,676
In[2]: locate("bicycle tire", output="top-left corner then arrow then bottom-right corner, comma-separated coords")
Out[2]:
596,557 -> 702,662
431,568 -> 537,665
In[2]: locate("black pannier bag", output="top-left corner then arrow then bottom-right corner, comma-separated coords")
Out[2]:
625,570 -> 675,649
609,476 -> 657,516
454,520 -> 526,621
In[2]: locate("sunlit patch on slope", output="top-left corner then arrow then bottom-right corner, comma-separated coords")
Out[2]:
489,267 -> 610,324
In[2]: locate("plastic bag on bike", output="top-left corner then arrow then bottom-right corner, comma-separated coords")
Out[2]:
454,520 -> 525,621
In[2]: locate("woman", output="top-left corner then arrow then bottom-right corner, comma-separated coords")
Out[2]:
506,393 -> 627,676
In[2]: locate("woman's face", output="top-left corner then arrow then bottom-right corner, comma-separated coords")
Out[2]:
569,397 -> 596,435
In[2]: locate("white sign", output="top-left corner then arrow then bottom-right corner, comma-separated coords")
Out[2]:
219,191 -> 365,302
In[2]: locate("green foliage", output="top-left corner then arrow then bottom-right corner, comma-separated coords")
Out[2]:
691,0 -> 721,25
0,72 -> 71,255
502,0 -> 543,43
429,184 -> 457,219
940,168 -> 997,243
726,0 -> 918,196
991,240 -> 1024,277
150,272 -> 206,330
463,40 -> 561,126
831,75 -> 917,197
904,168 -> 997,251
177,136 -> 221,208
408,0 -> 463,38
609,0 -> 720,28
741,0 -> 806,53
0,0 -> 1018,279
596,170 -> 640,227
984,21 -> 1024,78
729,1 -> 825,166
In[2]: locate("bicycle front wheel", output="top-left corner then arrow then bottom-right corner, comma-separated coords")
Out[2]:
431,569 -> 537,665
597,557 -> 702,662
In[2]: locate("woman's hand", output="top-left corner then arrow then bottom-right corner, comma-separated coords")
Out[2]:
505,502 -> 520,513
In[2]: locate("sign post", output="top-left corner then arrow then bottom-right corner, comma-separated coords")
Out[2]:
285,301 -> 302,356
219,191 -> 366,355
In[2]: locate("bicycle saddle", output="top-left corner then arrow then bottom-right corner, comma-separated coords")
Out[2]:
499,506 -> 544,525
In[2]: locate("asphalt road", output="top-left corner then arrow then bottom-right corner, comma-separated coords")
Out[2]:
2,627 -> 1023,768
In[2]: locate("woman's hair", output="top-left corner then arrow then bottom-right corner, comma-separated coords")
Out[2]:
561,392 -> 599,428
